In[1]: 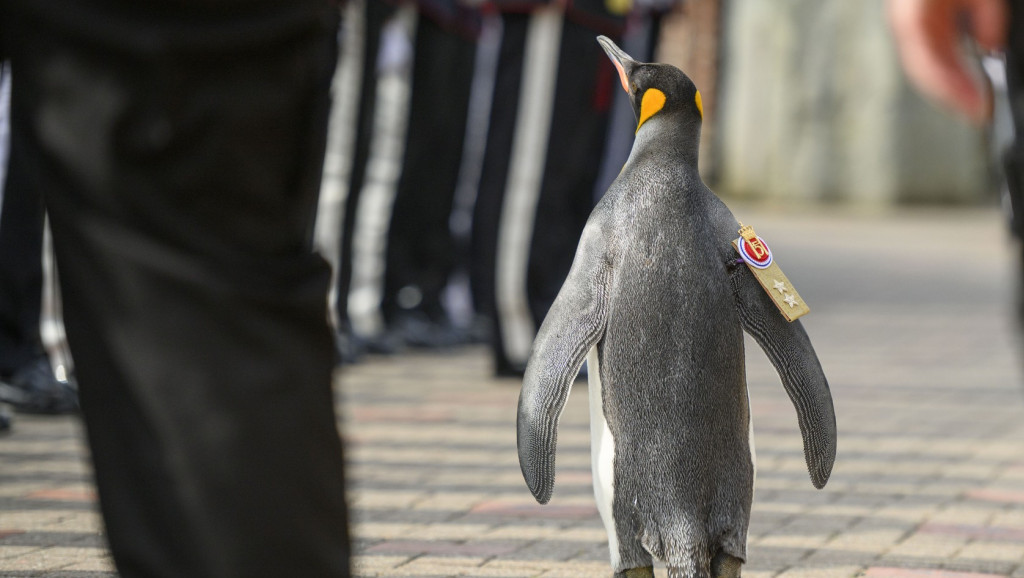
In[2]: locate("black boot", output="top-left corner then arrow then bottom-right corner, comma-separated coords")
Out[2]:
0,356 -> 78,414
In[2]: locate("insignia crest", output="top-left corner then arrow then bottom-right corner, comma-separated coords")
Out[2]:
736,225 -> 773,269
732,223 -> 809,322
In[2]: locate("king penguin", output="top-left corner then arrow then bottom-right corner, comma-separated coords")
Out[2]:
516,37 -> 837,578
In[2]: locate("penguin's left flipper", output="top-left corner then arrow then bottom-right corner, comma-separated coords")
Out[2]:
518,218 -> 613,504
729,262 -> 836,489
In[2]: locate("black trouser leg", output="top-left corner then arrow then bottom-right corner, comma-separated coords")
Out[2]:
3,2 -> 350,576
470,13 -> 529,372
526,19 -> 618,325
1004,1 -> 1024,331
470,13 -> 618,374
0,116 -> 45,376
382,17 -> 476,327
336,0 -> 395,331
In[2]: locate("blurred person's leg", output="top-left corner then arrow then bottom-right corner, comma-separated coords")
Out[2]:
0,75 -> 77,415
526,18 -> 617,328
0,91 -> 44,381
471,12 -> 530,376
0,149 -> 79,415
0,64 -> 11,429
335,0 -> 395,361
471,10 -> 619,376
2,1 -> 350,576
381,14 -> 476,347
1004,1 -> 1024,329
0,105 -> 45,383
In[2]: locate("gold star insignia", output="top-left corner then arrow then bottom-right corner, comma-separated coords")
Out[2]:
784,294 -> 798,308
773,280 -> 787,294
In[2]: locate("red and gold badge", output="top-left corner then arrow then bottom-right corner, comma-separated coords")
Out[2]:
732,223 -> 809,322
736,231 -> 773,269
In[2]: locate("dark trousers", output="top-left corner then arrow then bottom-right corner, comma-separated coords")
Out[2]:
335,4 -> 476,332
335,0 -> 395,329
382,16 -> 476,324
470,13 -> 528,331
528,20 -> 617,322
0,102 -> 46,375
1004,1 -> 1024,326
1006,2 -> 1024,234
471,12 -> 618,372
1,2 -> 350,576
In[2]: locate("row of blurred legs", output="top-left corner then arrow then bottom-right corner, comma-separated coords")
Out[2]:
323,1 -> 661,377
7,0 -> 1024,426
0,67 -> 76,428
0,1 -> 657,573
0,1 -> 661,429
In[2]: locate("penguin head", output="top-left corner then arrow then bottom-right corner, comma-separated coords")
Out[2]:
597,36 -> 703,136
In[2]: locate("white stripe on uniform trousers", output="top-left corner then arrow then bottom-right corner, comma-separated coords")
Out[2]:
0,66 -> 10,206
349,5 -> 418,338
495,6 -> 564,366
315,0 -> 366,329
449,13 -> 502,242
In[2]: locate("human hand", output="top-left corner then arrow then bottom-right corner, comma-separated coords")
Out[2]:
888,0 -> 1008,123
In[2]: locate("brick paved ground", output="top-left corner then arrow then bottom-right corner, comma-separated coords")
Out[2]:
1,206 -> 1023,577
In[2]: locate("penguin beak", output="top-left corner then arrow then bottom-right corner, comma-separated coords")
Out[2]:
597,35 -> 636,94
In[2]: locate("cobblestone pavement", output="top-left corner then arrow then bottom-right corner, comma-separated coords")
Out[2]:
1,206 -> 1023,577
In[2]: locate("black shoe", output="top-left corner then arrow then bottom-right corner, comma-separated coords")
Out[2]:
388,311 -> 469,350
363,329 -> 405,355
0,357 -> 78,415
335,321 -> 367,365
494,356 -> 526,379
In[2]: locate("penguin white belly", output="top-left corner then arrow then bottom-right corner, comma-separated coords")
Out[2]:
587,346 -> 620,569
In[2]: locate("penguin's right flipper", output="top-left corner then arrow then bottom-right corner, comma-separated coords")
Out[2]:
729,264 -> 836,489
518,219 -> 613,504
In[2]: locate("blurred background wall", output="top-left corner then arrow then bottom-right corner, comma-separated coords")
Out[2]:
657,0 -> 994,205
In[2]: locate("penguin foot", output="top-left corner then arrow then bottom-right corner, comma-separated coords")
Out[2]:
711,551 -> 743,578
614,567 -> 654,578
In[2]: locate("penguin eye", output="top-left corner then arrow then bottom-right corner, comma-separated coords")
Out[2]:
630,82 -> 638,93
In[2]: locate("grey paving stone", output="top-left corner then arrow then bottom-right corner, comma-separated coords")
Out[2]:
3,208 -> 1024,577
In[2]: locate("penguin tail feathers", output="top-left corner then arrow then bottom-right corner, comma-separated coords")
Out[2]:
637,522 -> 713,578
638,523 -> 666,561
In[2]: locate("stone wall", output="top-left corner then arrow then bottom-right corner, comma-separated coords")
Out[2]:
663,0 -> 992,204
657,0 -> 723,179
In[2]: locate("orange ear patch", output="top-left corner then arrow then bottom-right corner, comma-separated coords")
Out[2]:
637,88 -> 666,132
695,90 -> 703,120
